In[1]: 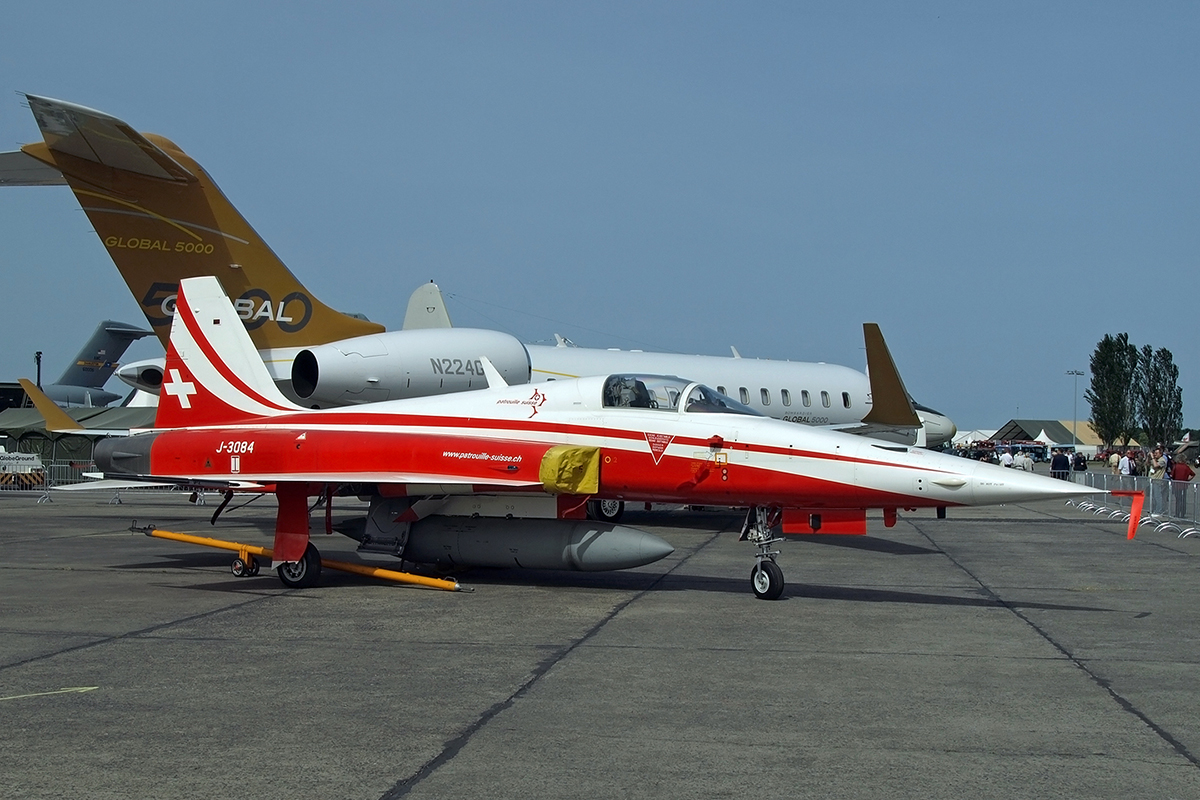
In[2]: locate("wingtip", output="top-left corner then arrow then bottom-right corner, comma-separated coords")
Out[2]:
18,378 -> 85,432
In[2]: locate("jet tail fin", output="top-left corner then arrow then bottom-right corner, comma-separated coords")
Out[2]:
14,94 -> 385,350
403,281 -> 454,329
154,277 -> 301,429
54,320 -> 153,389
860,323 -> 921,430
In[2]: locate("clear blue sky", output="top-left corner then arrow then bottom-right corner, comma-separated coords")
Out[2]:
0,2 -> 1194,430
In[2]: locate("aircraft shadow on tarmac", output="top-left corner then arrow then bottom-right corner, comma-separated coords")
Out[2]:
782,535 -> 938,556
113,552 -> 246,571
117,560 -> 1115,614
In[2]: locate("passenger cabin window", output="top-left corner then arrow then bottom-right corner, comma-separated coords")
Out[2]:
739,387 -> 749,404
781,389 -> 791,407
801,390 -> 811,407
821,391 -> 831,408
760,388 -> 770,406
717,385 -> 726,395
842,392 -> 851,409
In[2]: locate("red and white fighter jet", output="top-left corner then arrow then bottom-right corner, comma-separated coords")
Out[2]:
97,277 -> 1092,599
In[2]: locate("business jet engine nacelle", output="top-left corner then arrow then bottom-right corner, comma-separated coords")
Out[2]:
291,328 -> 531,406
116,359 -> 165,394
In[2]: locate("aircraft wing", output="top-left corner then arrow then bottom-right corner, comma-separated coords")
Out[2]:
51,474 -> 270,494
0,149 -> 66,185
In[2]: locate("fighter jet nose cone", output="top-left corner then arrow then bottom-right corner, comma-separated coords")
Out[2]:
968,461 -> 1099,504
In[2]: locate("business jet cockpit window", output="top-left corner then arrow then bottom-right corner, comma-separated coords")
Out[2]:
682,384 -> 764,416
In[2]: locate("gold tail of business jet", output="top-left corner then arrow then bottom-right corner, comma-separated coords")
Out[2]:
14,94 -> 383,350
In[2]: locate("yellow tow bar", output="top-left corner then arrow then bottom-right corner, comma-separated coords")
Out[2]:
132,523 -> 464,592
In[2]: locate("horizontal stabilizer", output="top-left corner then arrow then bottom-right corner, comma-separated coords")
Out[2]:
24,94 -> 193,182
0,150 -> 66,185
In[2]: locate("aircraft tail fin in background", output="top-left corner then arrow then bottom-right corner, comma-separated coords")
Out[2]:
154,277 -> 302,429
54,320 -> 153,389
18,379 -> 85,433
403,281 -> 454,329
14,94 -> 385,351
860,323 -> 921,430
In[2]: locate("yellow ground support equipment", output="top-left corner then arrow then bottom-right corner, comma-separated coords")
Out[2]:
130,523 -> 463,592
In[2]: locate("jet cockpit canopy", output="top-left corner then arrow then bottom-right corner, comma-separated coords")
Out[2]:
602,375 -> 763,417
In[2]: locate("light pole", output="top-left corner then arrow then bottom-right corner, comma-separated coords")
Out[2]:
1067,370 -> 1084,450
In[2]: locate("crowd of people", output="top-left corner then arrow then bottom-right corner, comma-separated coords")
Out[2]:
967,442 -> 1199,518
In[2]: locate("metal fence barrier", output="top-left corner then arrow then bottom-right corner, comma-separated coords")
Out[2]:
0,461 -> 180,504
1070,471 -> 1200,537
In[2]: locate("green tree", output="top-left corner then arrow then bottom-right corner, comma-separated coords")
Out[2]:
1085,333 -> 1138,447
1135,345 -> 1183,448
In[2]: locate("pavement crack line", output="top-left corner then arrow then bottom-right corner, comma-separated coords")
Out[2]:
0,593 -> 280,674
907,514 -> 1200,770
379,521 -> 734,800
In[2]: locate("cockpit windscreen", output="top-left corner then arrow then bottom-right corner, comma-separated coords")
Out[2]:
602,375 -> 763,417
681,384 -> 763,416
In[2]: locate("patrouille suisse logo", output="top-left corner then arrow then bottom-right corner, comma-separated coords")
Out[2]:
140,281 -> 312,332
496,388 -> 548,418
645,432 -> 674,465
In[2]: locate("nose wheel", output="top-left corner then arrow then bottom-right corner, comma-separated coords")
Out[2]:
741,506 -> 785,600
751,560 -> 784,600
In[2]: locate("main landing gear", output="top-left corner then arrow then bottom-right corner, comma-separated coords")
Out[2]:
275,543 -> 322,589
587,498 -> 625,523
741,506 -> 785,600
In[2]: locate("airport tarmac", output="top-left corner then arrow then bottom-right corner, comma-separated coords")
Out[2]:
2,491 -> 1199,799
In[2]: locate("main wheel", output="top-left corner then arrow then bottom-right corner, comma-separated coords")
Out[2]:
751,560 -> 785,600
277,543 -> 322,589
588,499 -> 625,523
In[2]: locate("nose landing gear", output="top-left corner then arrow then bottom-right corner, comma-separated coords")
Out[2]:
741,506 -> 785,600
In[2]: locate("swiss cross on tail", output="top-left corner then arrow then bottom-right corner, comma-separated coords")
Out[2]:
153,276 -> 300,429
645,432 -> 675,465
162,369 -> 196,408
